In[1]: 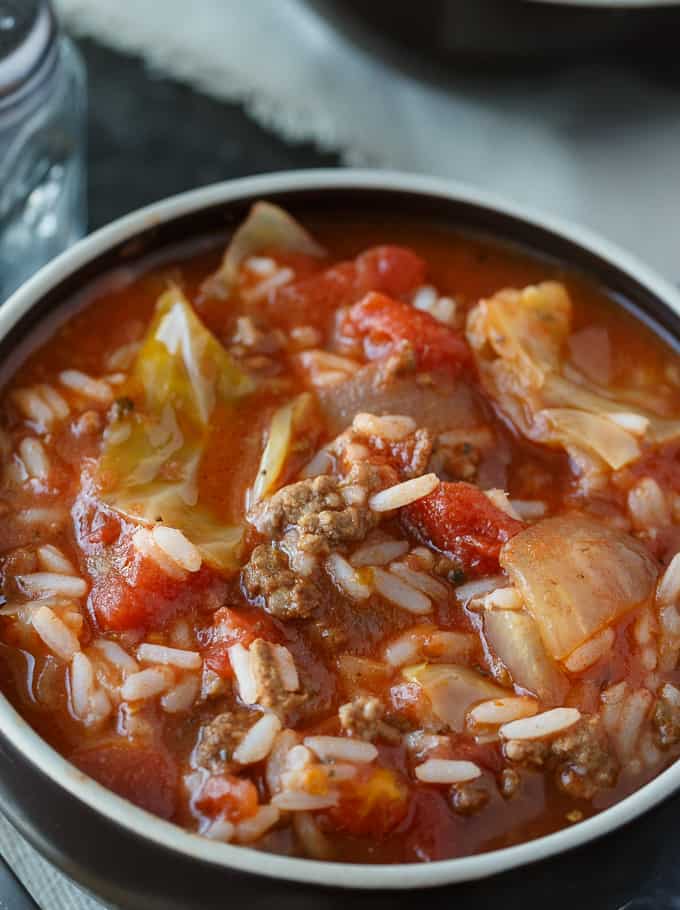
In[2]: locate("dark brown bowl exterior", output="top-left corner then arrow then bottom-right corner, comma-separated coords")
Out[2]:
304,0 -> 680,70
1,183 -> 680,908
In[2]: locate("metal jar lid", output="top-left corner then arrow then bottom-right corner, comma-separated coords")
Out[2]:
0,0 -> 57,101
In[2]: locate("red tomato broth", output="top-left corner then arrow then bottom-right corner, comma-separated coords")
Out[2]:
0,210 -> 679,864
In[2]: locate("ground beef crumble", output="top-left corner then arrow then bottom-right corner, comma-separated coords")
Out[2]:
248,475 -> 378,554
242,544 -> 322,619
193,706 -> 256,772
339,695 -> 384,741
249,638 -> 306,722
653,686 -> 680,747
504,717 -> 617,799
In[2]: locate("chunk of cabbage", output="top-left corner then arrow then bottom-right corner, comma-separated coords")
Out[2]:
483,608 -> 568,706
402,663 -> 509,731
208,201 -> 326,296
500,514 -> 658,661
251,393 -> 314,503
97,286 -> 254,571
466,281 -> 680,480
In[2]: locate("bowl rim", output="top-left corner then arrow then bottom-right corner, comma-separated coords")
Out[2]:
2,168 -> 680,890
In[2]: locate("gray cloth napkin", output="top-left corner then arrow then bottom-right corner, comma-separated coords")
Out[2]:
0,813 -> 103,908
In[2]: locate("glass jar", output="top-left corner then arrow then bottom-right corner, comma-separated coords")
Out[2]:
0,0 -> 86,301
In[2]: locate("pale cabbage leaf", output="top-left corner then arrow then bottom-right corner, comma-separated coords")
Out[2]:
466,281 -> 680,480
96,286 -> 255,571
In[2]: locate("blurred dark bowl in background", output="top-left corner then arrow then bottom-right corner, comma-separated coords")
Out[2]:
304,0 -> 680,73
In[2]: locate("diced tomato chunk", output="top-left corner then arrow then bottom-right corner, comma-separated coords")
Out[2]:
269,246 -> 426,331
341,292 -> 472,375
90,558 -> 225,634
402,481 -> 524,576
194,774 -> 259,822
71,744 -> 178,819
325,766 -> 410,838
203,606 -> 279,678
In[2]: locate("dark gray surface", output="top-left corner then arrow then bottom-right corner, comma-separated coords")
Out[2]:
80,38 -> 339,231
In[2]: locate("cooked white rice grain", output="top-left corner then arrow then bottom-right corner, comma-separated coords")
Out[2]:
657,553 -> 680,605
628,477 -> 670,529
484,489 -> 521,520
285,744 -> 315,771
641,646 -> 658,671
35,384 -> 69,420
106,341 -> 141,371
509,499 -> 547,521
18,438 -> 49,480
301,448 -> 333,479
350,538 -> 410,568
235,805 -> 280,843
120,667 -> 173,701
481,587 -> 523,611
234,713 -> 282,765
228,643 -> 258,704
415,759 -> 481,784
245,255 -> 277,276
170,618 -> 194,649
292,812 -> 333,860
266,729 -> 301,795
203,816 -> 235,842
12,388 -> 54,428
499,707 -> 581,741
343,446 -> 371,468
384,634 -> 421,667
271,791 -> 339,811
304,735 -> 378,764
37,545 -> 75,575
325,553 -> 372,601
352,413 -> 416,442
132,528 -> 186,580
605,412 -> 650,436
32,605 -> 80,661
615,688 -> 653,760
412,285 -> 437,311
389,563 -> 448,600
298,350 -> 360,375
662,682 -> 680,706
410,546 -> 435,569
103,422 -> 131,446
634,610 -> 655,646
272,644 -> 299,692
312,369 -> 350,387
289,325 -> 322,350
455,575 -> 507,605
5,456 -> 28,486
70,651 -> 94,718
373,568 -> 432,615
92,638 -> 139,674
369,473 -> 439,512
323,763 -> 358,783
468,696 -> 539,727
564,628 -> 615,673
16,572 -> 87,599
137,642 -> 202,670
426,630 -> 477,662
242,266 -> 294,302
19,507 -> 67,527
161,674 -> 201,713
59,370 -> 113,404
152,526 -> 202,573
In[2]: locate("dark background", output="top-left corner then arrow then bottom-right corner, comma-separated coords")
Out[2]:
82,39 -> 340,232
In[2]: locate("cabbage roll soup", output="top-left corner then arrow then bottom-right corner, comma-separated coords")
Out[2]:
2,203 -> 680,865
